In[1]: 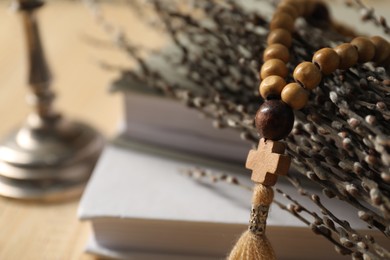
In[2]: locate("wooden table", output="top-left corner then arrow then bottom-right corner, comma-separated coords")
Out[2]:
0,1 -> 389,259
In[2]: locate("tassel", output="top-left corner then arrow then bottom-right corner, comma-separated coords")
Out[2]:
228,183 -> 276,260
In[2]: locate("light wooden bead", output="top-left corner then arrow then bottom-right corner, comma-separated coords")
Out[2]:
312,48 -> 340,75
281,82 -> 309,110
370,36 -> 390,63
283,0 -> 305,16
260,59 -> 288,80
263,44 -> 290,63
270,12 -> 295,32
293,62 -> 322,90
277,2 -> 299,19
351,37 -> 375,63
259,75 -> 286,99
334,43 -> 358,70
267,28 -> 292,48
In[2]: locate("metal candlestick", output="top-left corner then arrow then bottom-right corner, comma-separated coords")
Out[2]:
0,0 -> 104,200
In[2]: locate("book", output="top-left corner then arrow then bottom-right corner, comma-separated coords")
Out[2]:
111,44 -> 252,164
123,91 -> 252,164
78,137 -> 384,259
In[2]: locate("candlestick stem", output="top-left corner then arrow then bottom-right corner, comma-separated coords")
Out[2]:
0,0 -> 104,201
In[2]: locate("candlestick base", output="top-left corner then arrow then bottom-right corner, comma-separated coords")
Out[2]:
0,114 -> 104,201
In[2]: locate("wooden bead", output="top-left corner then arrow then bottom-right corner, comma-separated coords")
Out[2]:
312,48 -> 340,75
334,43 -> 358,70
267,28 -> 292,48
263,43 -> 290,63
255,99 -> 294,140
259,75 -> 286,99
260,59 -> 288,80
281,82 -> 309,110
305,2 -> 331,25
351,37 -> 375,63
301,0 -> 317,16
270,12 -> 295,32
277,2 -> 299,19
293,62 -> 322,90
282,0 -> 305,16
370,36 -> 390,63
379,51 -> 390,68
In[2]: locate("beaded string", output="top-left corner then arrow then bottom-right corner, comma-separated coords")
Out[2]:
228,1 -> 390,259
260,4 -> 390,111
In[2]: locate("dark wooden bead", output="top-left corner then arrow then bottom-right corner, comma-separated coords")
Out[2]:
304,1 -> 330,25
301,0 -> 317,16
255,100 -> 295,141
379,51 -> 390,68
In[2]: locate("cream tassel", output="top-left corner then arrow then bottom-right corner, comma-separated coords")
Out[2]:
228,183 -> 276,260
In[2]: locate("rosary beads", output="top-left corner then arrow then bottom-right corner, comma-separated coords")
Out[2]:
228,0 -> 390,259
257,2 -> 390,141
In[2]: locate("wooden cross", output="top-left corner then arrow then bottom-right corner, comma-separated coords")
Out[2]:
246,138 -> 291,186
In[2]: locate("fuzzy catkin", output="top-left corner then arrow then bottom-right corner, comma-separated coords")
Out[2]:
228,184 -> 276,260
